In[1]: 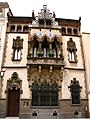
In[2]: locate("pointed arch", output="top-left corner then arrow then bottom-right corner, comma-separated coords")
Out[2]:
41,35 -> 50,42
41,36 -> 49,57
30,34 -> 39,41
12,36 -> 23,61
29,36 -> 39,57
52,36 -> 61,58
67,38 -> 77,62
52,35 -> 61,43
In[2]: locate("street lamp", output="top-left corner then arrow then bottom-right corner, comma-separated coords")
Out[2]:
0,70 -> 5,97
0,70 -> 4,77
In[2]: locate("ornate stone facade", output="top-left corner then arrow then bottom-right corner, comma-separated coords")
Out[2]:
0,3 -> 89,119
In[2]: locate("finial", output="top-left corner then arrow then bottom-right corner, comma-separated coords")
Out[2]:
53,11 -> 56,18
32,10 -> 35,17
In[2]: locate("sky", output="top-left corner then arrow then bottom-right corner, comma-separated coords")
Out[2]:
1,0 -> 90,33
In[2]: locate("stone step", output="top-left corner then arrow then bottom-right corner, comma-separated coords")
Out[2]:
0,117 -> 19,119
5,117 -> 19,119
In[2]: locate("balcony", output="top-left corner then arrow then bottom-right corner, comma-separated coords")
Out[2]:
27,53 -> 64,66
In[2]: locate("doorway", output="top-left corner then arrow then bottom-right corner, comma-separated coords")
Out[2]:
7,87 -> 20,117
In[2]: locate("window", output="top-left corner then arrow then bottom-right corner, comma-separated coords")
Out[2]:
13,49 -> 21,60
10,25 -> 15,32
17,25 -> 22,32
46,19 -> 51,26
39,19 -> 52,27
33,37 -> 39,57
52,38 -> 59,58
67,38 -> 77,62
12,36 -> 23,61
23,25 -> 28,32
53,49 -> 57,58
61,27 -> 66,34
73,29 -> 78,35
43,48 -> 47,57
67,28 -> 72,35
32,80 -> 59,106
39,19 -> 44,25
42,37 -> 49,57
33,47 -> 37,57
68,78 -> 82,104
69,51 -> 75,62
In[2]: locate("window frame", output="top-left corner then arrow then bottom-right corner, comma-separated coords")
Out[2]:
13,48 -> 21,61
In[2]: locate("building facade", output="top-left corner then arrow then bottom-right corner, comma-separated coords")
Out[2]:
82,32 -> 90,117
0,2 -> 12,99
0,3 -> 89,119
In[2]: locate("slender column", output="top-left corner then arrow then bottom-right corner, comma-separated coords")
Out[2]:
49,43 -> 52,49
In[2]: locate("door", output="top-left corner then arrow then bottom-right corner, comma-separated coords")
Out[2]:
7,87 -> 20,117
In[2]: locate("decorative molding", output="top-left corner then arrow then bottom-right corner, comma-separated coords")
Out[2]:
5,72 -> 23,93
2,66 -> 27,68
64,67 -> 85,71
12,36 -> 23,49
68,78 -> 82,104
67,38 -> 77,52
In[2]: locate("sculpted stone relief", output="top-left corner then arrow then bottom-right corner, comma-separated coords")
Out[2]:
28,68 -> 62,86
5,72 -> 22,93
68,78 -> 82,104
12,36 -> 23,49
67,38 -> 77,52
29,72 -> 61,106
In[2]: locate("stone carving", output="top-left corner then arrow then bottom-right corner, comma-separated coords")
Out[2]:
12,36 -> 23,49
31,5 -> 58,28
31,75 -> 60,106
67,38 -> 77,52
68,78 -> 82,104
67,38 -> 77,62
5,72 -> 22,93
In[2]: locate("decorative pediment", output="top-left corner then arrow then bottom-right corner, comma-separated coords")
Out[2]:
5,72 -> 22,93
68,78 -> 82,94
67,38 -> 77,51
12,36 -> 23,49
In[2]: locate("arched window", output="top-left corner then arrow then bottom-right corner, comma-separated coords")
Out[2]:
32,80 -> 39,106
33,37 -> 39,57
12,36 -> 23,61
52,38 -> 58,58
67,38 -> 77,62
51,80 -> 58,106
68,78 -> 82,104
14,49 -> 21,60
69,51 -> 75,62
40,81 -> 50,106
31,79 -> 59,106
42,37 -> 49,57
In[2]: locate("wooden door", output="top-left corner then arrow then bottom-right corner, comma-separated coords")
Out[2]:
7,88 -> 20,117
